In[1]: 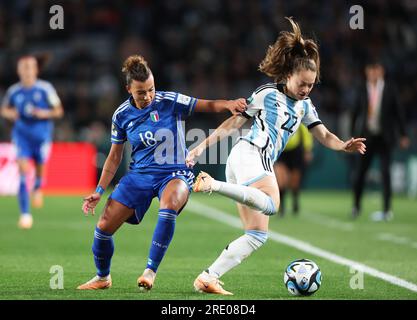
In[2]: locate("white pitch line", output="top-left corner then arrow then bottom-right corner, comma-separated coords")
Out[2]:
301,211 -> 354,232
377,233 -> 417,250
187,200 -> 417,294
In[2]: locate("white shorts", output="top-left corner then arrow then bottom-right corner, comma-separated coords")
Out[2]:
225,139 -> 275,186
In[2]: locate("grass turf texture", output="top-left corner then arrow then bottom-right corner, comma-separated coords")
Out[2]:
0,191 -> 416,300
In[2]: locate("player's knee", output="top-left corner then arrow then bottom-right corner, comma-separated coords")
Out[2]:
97,213 -> 113,233
160,196 -> 187,213
97,220 -> 109,233
273,197 -> 280,214
160,180 -> 189,211
245,230 -> 268,249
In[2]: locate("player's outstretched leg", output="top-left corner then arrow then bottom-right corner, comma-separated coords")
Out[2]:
194,229 -> 267,295
193,171 -> 277,216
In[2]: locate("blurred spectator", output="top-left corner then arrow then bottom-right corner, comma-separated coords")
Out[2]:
351,62 -> 410,221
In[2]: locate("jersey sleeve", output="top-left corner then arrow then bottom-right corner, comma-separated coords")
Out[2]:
44,82 -> 61,108
1,87 -> 13,108
241,89 -> 268,119
302,99 -> 322,130
172,92 -> 198,118
111,114 -> 127,144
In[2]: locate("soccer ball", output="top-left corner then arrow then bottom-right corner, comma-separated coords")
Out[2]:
284,258 -> 321,296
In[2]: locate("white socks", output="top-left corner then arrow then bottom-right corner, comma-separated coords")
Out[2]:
206,230 -> 268,278
211,180 -> 277,215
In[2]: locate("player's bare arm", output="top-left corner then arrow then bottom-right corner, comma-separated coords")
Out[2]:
0,105 -> 19,121
82,143 -> 125,215
310,124 -> 366,154
186,114 -> 248,168
31,104 -> 64,120
194,98 -> 246,114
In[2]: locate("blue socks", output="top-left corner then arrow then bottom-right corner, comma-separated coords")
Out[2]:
92,227 -> 114,277
146,209 -> 178,272
18,175 -> 30,214
18,175 -> 42,215
91,209 -> 178,277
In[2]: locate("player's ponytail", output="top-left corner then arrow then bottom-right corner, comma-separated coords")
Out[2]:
258,17 -> 320,84
122,55 -> 152,85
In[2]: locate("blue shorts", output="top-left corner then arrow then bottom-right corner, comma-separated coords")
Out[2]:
109,169 -> 194,225
13,137 -> 51,164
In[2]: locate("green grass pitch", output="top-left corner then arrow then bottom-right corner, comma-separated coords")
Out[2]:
0,191 -> 416,300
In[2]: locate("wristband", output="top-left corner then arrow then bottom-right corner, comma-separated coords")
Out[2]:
95,186 -> 105,195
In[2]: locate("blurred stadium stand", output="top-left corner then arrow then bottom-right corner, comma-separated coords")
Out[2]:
0,0 -> 415,191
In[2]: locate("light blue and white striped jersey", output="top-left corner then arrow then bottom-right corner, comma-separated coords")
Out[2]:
240,83 -> 322,161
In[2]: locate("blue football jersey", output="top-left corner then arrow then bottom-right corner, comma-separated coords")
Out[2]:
111,91 -> 197,173
2,80 -> 61,143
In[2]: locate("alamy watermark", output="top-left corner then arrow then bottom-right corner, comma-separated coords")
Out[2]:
49,5 -> 64,30
349,266 -> 364,290
48,5 -> 364,34
120,127 -> 259,166
49,265 -> 64,289
349,5 -> 364,30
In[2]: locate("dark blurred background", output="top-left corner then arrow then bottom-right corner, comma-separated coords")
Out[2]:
0,0 -> 416,190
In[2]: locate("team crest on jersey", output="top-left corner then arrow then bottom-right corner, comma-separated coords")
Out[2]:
298,109 -> 305,117
150,111 -> 159,122
24,103 -> 34,116
111,124 -> 117,136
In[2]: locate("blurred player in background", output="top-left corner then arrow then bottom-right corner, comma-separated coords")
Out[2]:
351,61 -> 410,221
0,55 -> 64,229
77,55 -> 246,290
186,18 -> 366,295
274,124 -> 313,216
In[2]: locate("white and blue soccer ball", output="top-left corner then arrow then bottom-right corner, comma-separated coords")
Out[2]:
284,258 -> 321,296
